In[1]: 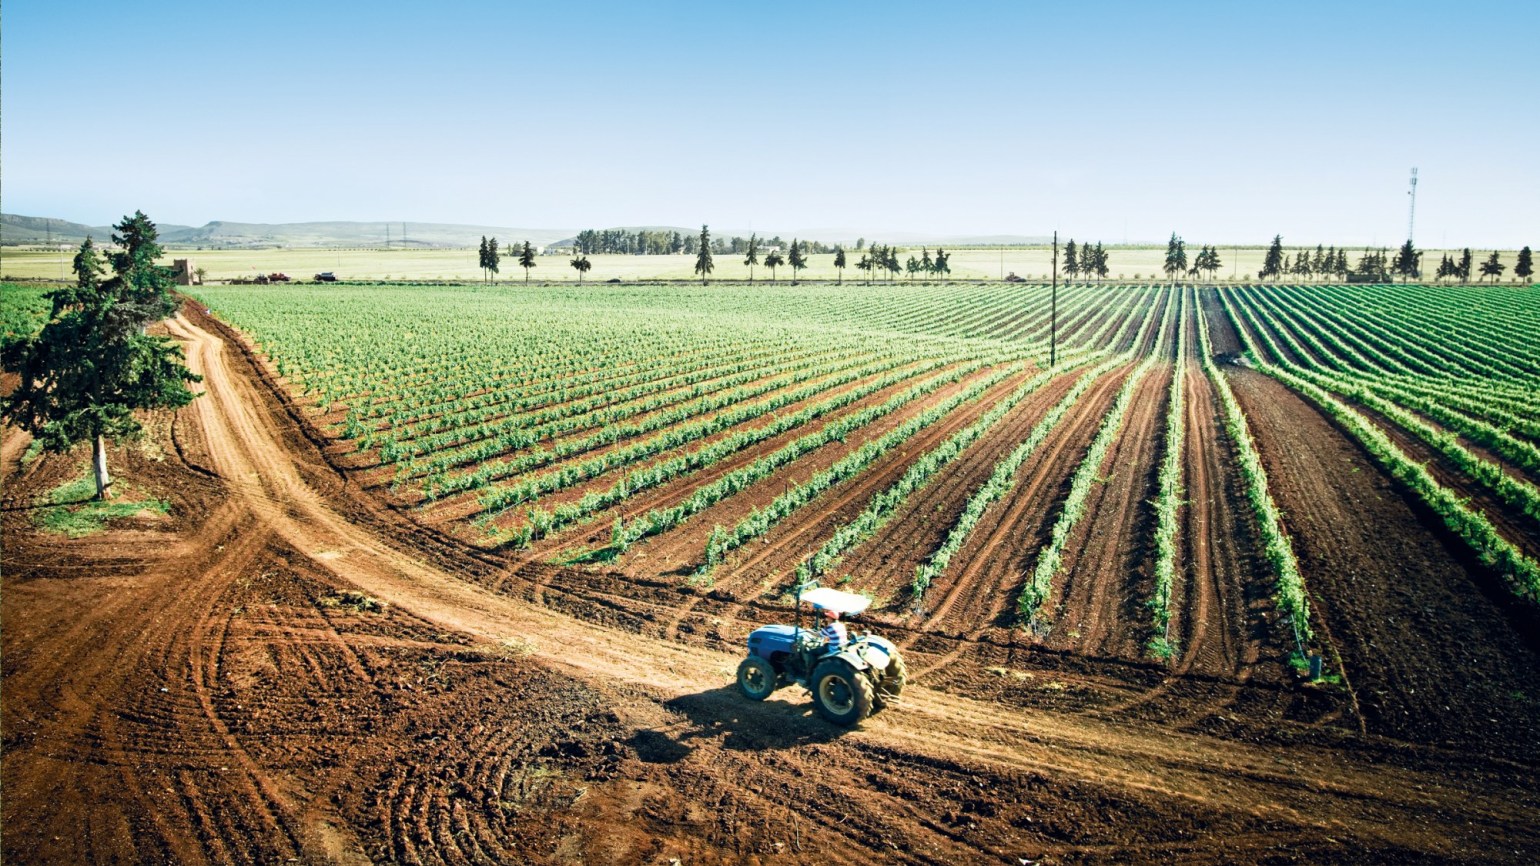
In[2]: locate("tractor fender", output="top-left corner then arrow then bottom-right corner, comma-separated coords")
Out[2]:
833,641 -> 890,674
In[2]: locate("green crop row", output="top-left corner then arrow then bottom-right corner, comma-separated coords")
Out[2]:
431,354 -> 925,501
1221,292 -> 1540,604
1146,287 -> 1189,660
1018,288 -> 1177,624
800,356 -> 1098,585
696,363 -> 1027,574
1200,293 -> 1314,649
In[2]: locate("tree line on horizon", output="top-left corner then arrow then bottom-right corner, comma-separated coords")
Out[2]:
478,226 -> 1534,286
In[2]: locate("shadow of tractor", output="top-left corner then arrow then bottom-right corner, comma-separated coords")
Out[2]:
625,684 -> 845,762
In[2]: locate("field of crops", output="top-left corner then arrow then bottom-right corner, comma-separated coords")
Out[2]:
183,277 -> 1540,757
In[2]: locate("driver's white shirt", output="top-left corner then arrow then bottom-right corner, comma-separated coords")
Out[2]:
820,620 -> 848,650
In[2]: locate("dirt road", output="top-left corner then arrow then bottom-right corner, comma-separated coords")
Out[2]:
3,309 -> 1537,864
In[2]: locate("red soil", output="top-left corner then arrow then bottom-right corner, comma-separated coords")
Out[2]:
3,299 -> 1537,864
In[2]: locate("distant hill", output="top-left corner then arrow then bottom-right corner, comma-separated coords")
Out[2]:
3,214 -> 1056,251
1,215 -> 573,249
1,214 -> 195,245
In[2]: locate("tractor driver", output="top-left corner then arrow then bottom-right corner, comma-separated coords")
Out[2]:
819,607 -> 849,652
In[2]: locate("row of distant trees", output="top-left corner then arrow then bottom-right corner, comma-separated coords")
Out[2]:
476,236 -> 536,283
491,228 -> 1535,286
571,228 -> 835,257
1255,235 -> 1533,284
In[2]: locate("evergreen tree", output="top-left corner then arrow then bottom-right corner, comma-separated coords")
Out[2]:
1260,235 -> 1285,281
518,241 -> 537,284
855,237 -> 865,251
906,255 -> 921,279
1457,248 -> 1473,283
1206,246 -> 1224,281
1516,246 -> 1534,284
743,233 -> 759,282
1062,239 -> 1080,280
1480,251 -> 1505,282
833,247 -> 847,285
1435,253 -> 1454,282
855,253 -> 871,283
788,239 -> 806,283
1163,232 -> 1187,283
1188,246 -> 1207,279
1392,239 -> 1420,283
487,237 -> 500,283
2,214 -> 201,500
570,254 -> 592,283
694,225 -> 714,284
1090,242 -> 1109,280
921,247 -> 933,276
932,248 -> 950,280
478,236 -> 490,282
1311,244 -> 1327,279
886,246 -> 902,280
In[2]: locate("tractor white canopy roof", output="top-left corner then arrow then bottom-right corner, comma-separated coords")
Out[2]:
799,586 -> 872,616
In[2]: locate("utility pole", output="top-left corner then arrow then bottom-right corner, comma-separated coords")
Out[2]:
1406,167 -> 1419,244
1051,231 -> 1058,369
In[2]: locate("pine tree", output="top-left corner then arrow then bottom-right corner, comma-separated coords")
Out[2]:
1311,244 -> 1327,279
2,214 -> 201,500
1091,242 -> 1109,280
1062,239 -> 1080,280
788,239 -> 806,284
1392,239 -> 1420,283
478,236 -> 490,282
932,248 -> 950,280
518,241 -> 537,284
487,237 -> 500,283
833,247 -> 847,284
1516,246 -> 1534,284
1260,235 -> 1285,281
1435,254 -> 1454,282
1163,232 -> 1187,283
694,225 -> 714,284
1457,248 -> 1473,283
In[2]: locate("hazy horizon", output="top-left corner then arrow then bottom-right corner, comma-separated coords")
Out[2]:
5,0 -> 1536,247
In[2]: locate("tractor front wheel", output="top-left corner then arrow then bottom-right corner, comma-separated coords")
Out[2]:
736,656 -> 778,701
811,658 -> 874,726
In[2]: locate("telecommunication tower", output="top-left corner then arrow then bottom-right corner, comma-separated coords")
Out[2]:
1406,167 -> 1419,243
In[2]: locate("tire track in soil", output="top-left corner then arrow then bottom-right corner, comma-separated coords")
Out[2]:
10,301 -> 1540,863
192,306 -> 1540,859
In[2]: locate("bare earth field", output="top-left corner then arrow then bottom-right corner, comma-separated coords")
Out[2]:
4,297 -> 1539,865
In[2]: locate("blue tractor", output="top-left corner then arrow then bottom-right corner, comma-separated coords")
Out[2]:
735,584 -> 907,726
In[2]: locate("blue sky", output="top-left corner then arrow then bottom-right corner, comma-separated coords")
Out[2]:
5,0 -> 1536,246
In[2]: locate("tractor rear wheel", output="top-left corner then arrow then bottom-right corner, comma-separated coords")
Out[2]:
736,656 -> 778,701
810,658 -> 874,726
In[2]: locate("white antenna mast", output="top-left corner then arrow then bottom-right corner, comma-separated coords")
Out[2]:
1406,167 -> 1419,243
